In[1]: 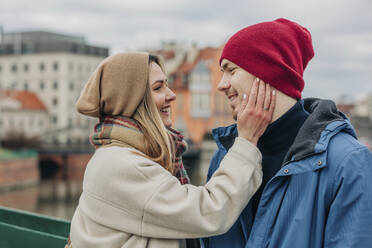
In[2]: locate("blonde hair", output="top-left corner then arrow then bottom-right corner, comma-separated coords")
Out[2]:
133,58 -> 174,173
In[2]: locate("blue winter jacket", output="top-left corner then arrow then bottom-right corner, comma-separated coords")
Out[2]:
203,98 -> 372,248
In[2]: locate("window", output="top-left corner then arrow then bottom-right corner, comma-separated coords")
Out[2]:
178,93 -> 183,111
168,74 -> 175,86
189,61 -> 211,118
40,63 -> 45,71
52,116 -> 58,123
53,81 -> 58,90
11,81 -> 17,89
68,117 -> 73,127
69,62 -> 74,72
11,64 -> 17,72
69,81 -> 74,91
40,81 -> 45,90
53,62 -> 58,71
191,93 -> 211,117
52,97 -> 58,106
0,65 -> 2,72
24,64 -> 29,72
183,73 -> 189,86
24,82 -> 29,91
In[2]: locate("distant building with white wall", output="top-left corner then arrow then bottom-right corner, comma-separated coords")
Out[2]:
352,95 -> 372,120
0,90 -> 49,140
0,31 -> 109,145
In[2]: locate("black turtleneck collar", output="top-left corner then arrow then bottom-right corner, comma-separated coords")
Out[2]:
257,100 -> 309,158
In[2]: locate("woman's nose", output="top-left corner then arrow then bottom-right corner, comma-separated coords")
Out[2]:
166,88 -> 176,102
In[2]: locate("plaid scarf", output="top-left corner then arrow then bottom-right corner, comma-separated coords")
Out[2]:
90,115 -> 190,185
167,127 -> 191,185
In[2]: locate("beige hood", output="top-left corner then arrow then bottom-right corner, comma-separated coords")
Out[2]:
76,52 -> 149,117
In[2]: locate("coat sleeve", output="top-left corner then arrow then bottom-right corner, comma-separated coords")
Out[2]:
78,137 -> 262,239
324,146 -> 372,247
141,137 -> 262,239
206,149 -> 222,182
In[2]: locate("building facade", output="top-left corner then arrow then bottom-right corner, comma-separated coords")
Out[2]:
0,31 -> 108,145
0,90 -> 49,140
155,43 -> 234,144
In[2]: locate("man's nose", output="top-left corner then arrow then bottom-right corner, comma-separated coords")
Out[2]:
217,79 -> 231,92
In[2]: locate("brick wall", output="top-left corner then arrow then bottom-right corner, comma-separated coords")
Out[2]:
67,153 -> 92,180
39,153 -> 93,181
0,186 -> 39,211
0,157 -> 39,190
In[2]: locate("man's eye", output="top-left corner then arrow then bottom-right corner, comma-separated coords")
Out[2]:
228,68 -> 236,74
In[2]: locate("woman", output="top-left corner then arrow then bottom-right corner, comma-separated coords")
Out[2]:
68,52 -> 275,248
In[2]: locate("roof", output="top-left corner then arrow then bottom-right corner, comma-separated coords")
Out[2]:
0,90 -> 47,111
176,47 -> 221,74
337,104 -> 355,113
166,47 -> 221,88
156,50 -> 176,60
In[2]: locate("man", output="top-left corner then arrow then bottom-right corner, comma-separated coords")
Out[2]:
203,18 -> 372,248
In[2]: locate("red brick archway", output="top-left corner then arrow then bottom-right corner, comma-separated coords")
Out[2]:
38,153 -> 92,181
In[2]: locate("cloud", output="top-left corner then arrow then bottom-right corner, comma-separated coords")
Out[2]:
0,0 -> 371,99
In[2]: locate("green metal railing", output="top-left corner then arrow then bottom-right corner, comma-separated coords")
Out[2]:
0,206 -> 70,248
0,148 -> 38,161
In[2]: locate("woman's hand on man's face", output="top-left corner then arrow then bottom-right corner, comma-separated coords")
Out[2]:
237,78 -> 276,145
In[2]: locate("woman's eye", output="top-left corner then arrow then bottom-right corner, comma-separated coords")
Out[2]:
153,86 -> 161,91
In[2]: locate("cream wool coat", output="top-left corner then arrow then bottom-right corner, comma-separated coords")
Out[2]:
70,137 -> 262,248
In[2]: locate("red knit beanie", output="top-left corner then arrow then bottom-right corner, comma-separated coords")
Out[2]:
220,18 -> 314,99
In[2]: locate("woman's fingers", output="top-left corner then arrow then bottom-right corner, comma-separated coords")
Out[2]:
255,79 -> 266,110
237,79 -> 276,145
267,89 -> 276,122
247,77 -> 259,108
238,93 -> 248,116
263,83 -> 271,112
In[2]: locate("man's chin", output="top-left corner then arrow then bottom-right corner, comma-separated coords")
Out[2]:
232,112 -> 238,121
230,106 -> 238,121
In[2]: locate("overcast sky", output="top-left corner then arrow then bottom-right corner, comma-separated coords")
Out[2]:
1,0 -> 371,101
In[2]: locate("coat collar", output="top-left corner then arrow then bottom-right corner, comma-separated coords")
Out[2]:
212,98 -> 357,172
212,123 -> 237,152
282,98 -> 356,165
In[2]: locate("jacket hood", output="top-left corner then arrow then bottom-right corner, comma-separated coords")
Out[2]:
283,98 -> 356,164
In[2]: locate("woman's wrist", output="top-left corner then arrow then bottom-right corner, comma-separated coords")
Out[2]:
237,134 -> 258,146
